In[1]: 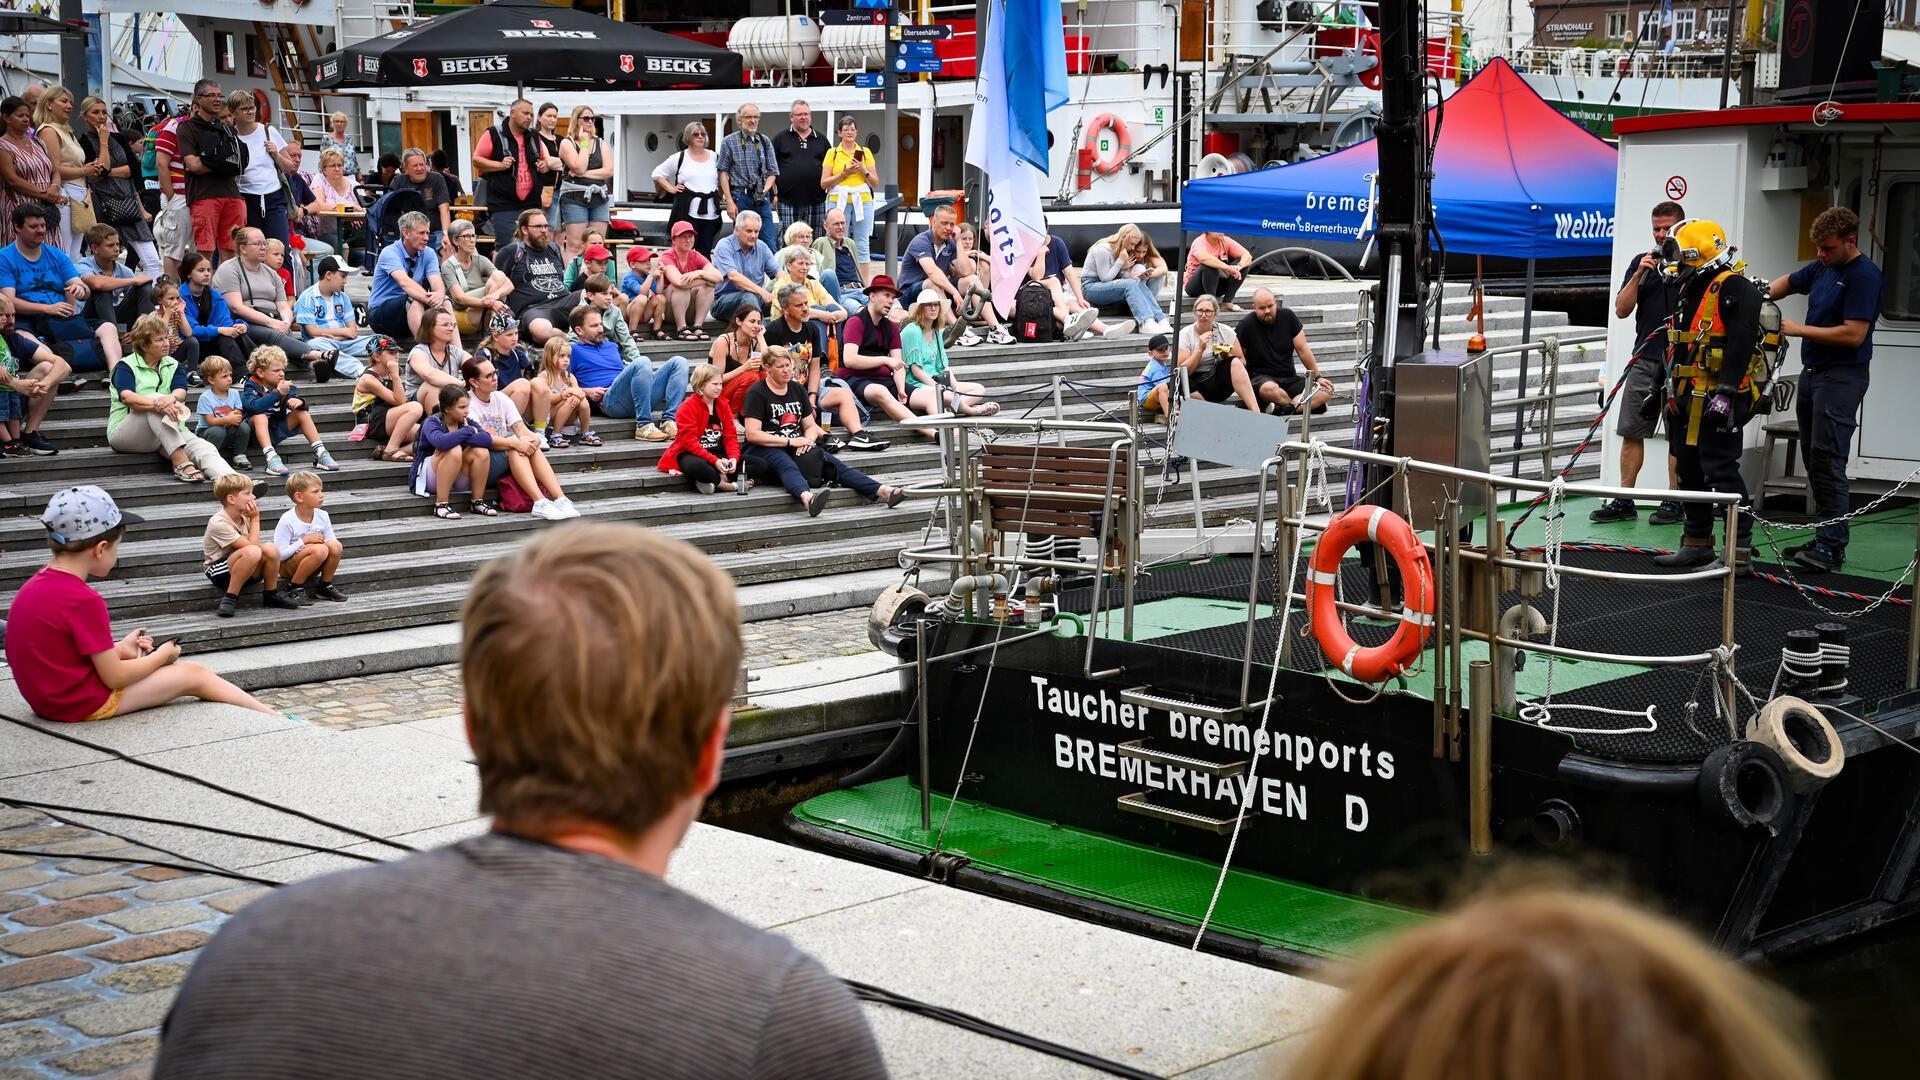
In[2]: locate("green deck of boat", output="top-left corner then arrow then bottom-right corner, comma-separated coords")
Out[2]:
793,776 -> 1425,961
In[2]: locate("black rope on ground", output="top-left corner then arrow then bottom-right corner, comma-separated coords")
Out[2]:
845,979 -> 1165,1080
0,714 -> 418,853
0,798 -> 389,863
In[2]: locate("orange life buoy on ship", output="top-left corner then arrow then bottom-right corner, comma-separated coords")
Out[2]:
1357,31 -> 1383,91
1305,505 -> 1434,682
1084,114 -> 1131,177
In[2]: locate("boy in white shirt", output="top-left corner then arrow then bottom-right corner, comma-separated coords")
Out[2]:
292,257 -> 375,380
272,471 -> 348,602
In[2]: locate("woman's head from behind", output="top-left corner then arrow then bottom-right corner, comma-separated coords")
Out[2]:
1285,886 -> 1824,1080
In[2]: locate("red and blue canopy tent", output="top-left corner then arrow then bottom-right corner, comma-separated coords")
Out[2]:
1180,57 -> 1620,260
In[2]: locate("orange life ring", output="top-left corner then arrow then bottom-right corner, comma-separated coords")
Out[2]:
1305,504 -> 1433,682
1084,114 -> 1131,177
1357,31 -> 1383,91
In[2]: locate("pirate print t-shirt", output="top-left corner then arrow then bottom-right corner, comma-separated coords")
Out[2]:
495,240 -> 569,315
745,379 -> 809,442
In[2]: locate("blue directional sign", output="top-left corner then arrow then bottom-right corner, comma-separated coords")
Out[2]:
821,8 -> 887,25
894,56 -> 944,73
898,24 -> 955,41
854,72 -> 887,88
897,40 -> 937,58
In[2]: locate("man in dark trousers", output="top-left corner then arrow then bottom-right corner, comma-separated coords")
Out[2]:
1592,200 -> 1685,526
772,100 -> 830,233
1652,219 -> 1764,570
1769,206 -> 1883,573
154,524 -> 887,1080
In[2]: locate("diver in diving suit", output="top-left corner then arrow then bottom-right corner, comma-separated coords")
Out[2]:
1650,218 -> 1766,571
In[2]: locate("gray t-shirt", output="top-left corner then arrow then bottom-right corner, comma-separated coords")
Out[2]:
212,258 -> 285,317
154,831 -> 886,1079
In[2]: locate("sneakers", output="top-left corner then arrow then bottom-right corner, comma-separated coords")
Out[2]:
264,451 -> 289,476
658,421 -> 676,439
636,423 -> 671,442
1063,309 -> 1099,341
955,328 -> 984,348
1589,498 -> 1638,523
1792,542 -> 1843,573
819,433 -> 846,454
1142,318 -> 1175,336
531,498 -> 566,520
0,439 -> 23,457
985,326 -> 1014,346
695,481 -> 716,495
232,453 -> 252,470
18,431 -> 57,456
308,581 -> 349,602
1648,500 -> 1684,525
264,586 -> 304,609
313,446 -> 341,472
843,431 -> 890,452
1101,319 -> 1135,339
215,594 -> 238,618
554,496 -> 581,518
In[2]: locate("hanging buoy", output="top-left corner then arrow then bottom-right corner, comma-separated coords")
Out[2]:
1306,505 -> 1434,682
1084,113 -> 1131,176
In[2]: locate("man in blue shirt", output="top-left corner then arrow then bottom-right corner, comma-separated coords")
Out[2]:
368,211 -> 447,340
710,211 -> 776,322
566,305 -> 684,441
1768,206 -> 1883,573
893,204 -> 1011,346
0,204 -> 115,372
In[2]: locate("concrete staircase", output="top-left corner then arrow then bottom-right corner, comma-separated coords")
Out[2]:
0,281 -> 1606,680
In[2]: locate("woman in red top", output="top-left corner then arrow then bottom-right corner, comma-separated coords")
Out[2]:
661,220 -> 722,339
708,305 -> 771,417
660,363 -> 761,494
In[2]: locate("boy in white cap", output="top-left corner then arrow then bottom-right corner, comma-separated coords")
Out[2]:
6,486 -> 276,722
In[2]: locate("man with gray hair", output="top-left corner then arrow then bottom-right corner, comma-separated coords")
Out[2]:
717,103 -> 777,230
391,147 -> 452,249
368,210 -> 448,339
709,210 -> 776,322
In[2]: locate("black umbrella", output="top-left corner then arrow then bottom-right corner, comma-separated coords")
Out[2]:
312,0 -> 741,90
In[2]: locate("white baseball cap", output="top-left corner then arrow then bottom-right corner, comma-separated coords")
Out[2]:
41,485 -> 140,545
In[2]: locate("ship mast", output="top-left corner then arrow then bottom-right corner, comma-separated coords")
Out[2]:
1364,0 -> 1436,458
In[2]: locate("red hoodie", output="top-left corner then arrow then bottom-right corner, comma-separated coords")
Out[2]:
659,393 -> 740,472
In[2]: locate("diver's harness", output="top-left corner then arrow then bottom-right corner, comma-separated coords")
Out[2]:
1664,261 -> 1788,446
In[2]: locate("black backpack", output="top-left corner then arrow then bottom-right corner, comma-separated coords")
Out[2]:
1012,282 -> 1056,344
197,119 -> 249,178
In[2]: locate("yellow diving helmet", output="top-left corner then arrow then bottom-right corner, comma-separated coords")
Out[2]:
1664,218 -> 1734,278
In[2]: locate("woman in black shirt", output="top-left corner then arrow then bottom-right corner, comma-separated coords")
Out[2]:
742,351 -> 908,517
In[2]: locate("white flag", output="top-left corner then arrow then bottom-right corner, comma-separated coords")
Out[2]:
964,0 -> 1049,318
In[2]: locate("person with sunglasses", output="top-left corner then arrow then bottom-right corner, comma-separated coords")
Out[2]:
556,106 -> 614,263
653,121 -> 721,256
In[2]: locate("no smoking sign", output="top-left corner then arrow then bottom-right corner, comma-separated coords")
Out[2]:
1665,175 -> 1688,200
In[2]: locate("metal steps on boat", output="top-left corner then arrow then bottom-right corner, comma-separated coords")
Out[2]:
1116,791 -> 1255,834
1116,738 -> 1248,778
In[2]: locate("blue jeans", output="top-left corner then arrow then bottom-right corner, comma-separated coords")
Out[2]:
848,208 -> 874,265
601,355 -> 689,424
745,443 -> 880,501
711,289 -> 765,322
733,194 -> 774,231
1796,364 -> 1869,555
1082,277 -> 1165,325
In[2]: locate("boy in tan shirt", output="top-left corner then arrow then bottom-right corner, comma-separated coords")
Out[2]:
202,474 -> 301,618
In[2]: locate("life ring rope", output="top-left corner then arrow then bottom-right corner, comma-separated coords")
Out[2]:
1084,113 -> 1131,177
1305,504 -> 1434,683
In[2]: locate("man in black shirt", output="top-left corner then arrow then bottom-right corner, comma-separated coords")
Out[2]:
761,282 -> 887,451
492,208 -> 572,344
391,148 -> 452,250
1235,288 -> 1332,414
1592,200 -> 1684,525
772,101 -> 829,233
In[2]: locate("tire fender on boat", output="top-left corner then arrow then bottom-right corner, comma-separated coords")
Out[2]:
1748,695 -> 1845,790
1084,114 -> 1132,177
1697,741 -> 1793,834
1305,505 -> 1434,683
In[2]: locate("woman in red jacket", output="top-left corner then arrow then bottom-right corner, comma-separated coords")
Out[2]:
660,363 -> 761,494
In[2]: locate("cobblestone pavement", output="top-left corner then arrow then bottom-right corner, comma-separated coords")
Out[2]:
256,607 -> 878,732
0,808 -> 270,1079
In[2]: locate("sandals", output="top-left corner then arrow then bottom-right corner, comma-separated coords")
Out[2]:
470,499 -> 499,517
676,328 -> 700,341
806,487 -> 833,518
576,431 -> 603,447
977,402 -> 1001,416
884,487 -> 908,509
692,328 -> 710,340
376,447 -> 411,462
172,462 -> 207,483
433,502 -> 461,519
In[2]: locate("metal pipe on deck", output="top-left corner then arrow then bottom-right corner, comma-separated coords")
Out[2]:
1722,501 -> 1740,719
916,618 -> 932,830
1470,659 -> 1493,855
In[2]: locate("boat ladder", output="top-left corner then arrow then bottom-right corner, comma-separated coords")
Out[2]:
1114,688 -> 1256,834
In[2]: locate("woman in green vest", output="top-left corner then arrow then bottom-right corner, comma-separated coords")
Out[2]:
108,313 -> 233,482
